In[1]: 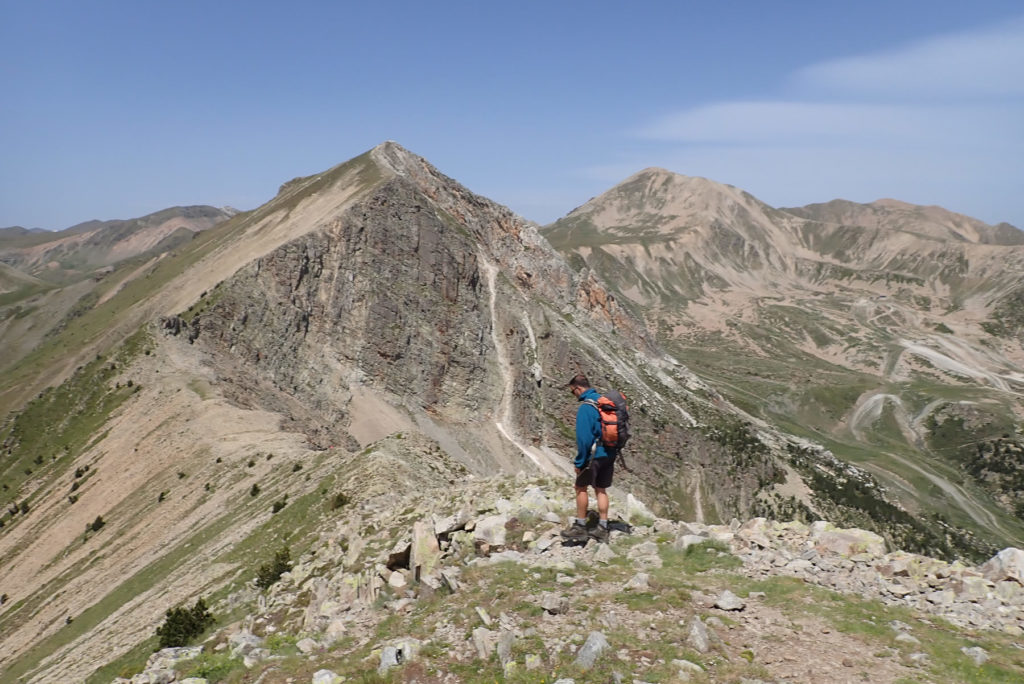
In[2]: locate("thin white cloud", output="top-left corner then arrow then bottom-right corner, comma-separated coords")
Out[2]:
635,101 -> 1018,147
624,15 -> 1024,227
795,16 -> 1024,98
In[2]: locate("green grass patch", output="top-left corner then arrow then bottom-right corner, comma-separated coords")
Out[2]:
177,650 -> 243,682
0,328 -> 149,515
660,540 -> 742,574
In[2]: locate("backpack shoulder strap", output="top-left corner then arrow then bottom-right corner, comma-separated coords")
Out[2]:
581,398 -> 602,416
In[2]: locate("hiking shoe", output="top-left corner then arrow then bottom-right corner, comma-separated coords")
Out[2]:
560,521 -> 588,542
588,524 -> 609,543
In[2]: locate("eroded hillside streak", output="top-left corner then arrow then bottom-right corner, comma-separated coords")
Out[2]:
692,467 -> 705,523
559,317 -> 698,428
479,254 -> 566,476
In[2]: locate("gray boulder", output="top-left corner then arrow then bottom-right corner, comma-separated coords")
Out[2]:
687,617 -> 711,653
674,534 -> 708,551
145,646 -> 203,670
573,631 -> 610,669
815,527 -> 885,557
624,573 -> 650,591
473,515 -> 508,546
541,592 -> 570,615
296,637 -> 319,654
593,543 -> 617,564
497,630 -> 516,665
130,672 -> 174,684
228,629 -> 263,658
961,646 -> 989,666
714,590 -> 746,611
472,627 -> 497,659
378,638 -> 422,674
411,520 -> 443,578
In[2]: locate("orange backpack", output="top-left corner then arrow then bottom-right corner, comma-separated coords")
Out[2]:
584,390 -> 631,449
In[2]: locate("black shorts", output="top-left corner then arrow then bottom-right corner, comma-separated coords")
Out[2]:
575,454 -> 615,489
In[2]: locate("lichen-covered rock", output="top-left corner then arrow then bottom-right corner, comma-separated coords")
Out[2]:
815,528 -> 886,558
980,548 -> 1024,584
312,670 -> 343,684
411,520 -> 442,578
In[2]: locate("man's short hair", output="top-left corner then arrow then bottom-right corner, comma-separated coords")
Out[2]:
567,374 -> 590,389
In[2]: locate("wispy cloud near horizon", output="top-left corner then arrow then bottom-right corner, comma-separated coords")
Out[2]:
623,15 -> 1024,227
794,16 -> 1024,99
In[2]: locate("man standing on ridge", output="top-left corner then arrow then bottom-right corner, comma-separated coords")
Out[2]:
561,373 -> 616,543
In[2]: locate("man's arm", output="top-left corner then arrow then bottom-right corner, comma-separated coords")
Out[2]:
574,403 -> 599,468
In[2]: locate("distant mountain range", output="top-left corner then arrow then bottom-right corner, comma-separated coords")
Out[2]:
1,145 -> 1021,681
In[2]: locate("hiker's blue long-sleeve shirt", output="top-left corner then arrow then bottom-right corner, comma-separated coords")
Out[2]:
575,388 -> 612,468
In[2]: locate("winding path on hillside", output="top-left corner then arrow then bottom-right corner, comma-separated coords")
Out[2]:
880,450 -> 1021,543
847,389 -> 1019,541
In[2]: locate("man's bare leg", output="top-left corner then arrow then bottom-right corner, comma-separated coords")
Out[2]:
575,485 -> 589,520
595,487 -> 609,522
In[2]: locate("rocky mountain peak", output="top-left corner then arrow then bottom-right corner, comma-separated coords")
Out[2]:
567,168 -> 768,233
367,140 -> 423,175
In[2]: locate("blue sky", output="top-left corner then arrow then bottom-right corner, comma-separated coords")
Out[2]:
2,1 -> 1022,230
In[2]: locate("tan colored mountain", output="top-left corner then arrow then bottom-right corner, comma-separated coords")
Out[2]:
0,206 -> 234,280
544,167 -> 1024,559
0,206 -> 235,375
785,198 -> 1024,246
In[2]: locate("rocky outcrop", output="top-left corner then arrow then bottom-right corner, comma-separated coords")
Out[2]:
116,477 -> 1023,683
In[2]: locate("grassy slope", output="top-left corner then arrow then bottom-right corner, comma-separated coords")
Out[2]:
0,150 -> 388,681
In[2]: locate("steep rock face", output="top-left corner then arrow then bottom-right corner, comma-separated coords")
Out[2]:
184,145 -> 778,516
195,176 -> 499,445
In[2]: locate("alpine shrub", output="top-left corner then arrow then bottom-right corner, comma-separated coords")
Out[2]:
255,547 -> 292,589
155,597 -> 214,648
